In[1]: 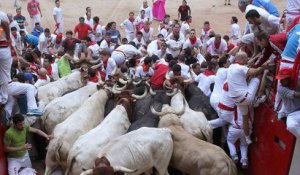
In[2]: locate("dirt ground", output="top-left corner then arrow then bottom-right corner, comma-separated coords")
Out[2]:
1,0 -> 286,37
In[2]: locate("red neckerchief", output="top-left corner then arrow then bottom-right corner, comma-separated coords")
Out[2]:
181,5 -> 187,11
203,69 -> 215,76
88,41 -> 97,46
105,39 -> 111,47
89,75 -> 98,82
174,38 -> 179,42
66,38 -> 74,47
144,28 -> 150,33
160,24 -> 166,30
30,62 -> 38,73
12,33 -> 18,39
233,60 -> 244,65
214,40 -> 221,49
46,64 -> 52,76
93,23 -> 99,31
56,39 -> 62,44
189,36 -> 197,45
129,17 -> 135,23
15,14 -> 22,17
38,75 -> 47,80
103,59 -> 108,68
157,42 -> 161,50
203,26 -> 211,33
142,64 -> 149,72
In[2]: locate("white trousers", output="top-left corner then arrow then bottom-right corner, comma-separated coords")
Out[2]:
5,82 -> 38,116
56,21 -> 64,34
29,14 -> 41,30
233,78 -> 260,115
209,109 -> 233,129
227,126 -> 248,162
287,111 -> 300,138
7,152 -> 32,175
209,94 -> 219,112
0,47 -> 12,104
126,33 -> 135,42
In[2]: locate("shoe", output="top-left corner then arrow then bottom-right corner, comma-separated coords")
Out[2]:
224,3 -> 227,5
246,136 -> 252,145
232,155 -> 239,164
228,3 -> 231,5
27,109 -> 43,116
241,159 -> 248,169
253,95 -> 267,108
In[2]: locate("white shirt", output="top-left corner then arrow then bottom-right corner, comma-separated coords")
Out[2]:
133,38 -> 146,46
105,57 -> 116,80
134,16 -> 148,27
135,65 -> 154,78
211,67 -> 228,100
113,44 -> 143,60
227,63 -> 249,98
250,14 -> 280,35
167,71 -> 190,80
154,50 -> 167,60
287,0 -> 300,11
121,19 -> 135,34
178,62 -> 189,74
50,35 -> 63,52
139,6 -> 153,21
9,21 -> 20,32
180,22 -> 190,37
84,17 -> 94,28
0,11 -> 9,41
230,23 -> 241,44
88,43 -> 100,58
100,39 -> 110,53
183,37 -> 202,49
206,37 -> 227,56
11,32 -> 23,50
93,24 -> 102,42
159,27 -> 168,39
53,7 -> 63,23
195,73 -> 215,97
140,27 -> 154,42
166,39 -> 182,58
167,32 -> 185,43
34,76 -> 51,88
147,40 -> 160,56
196,53 -> 206,65
38,33 -> 55,54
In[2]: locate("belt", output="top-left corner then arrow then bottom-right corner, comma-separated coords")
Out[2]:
0,46 -> 8,48
233,93 -> 249,104
218,102 -> 235,111
280,59 -> 294,64
0,40 -> 9,46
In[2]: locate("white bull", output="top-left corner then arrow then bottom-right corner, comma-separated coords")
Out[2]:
80,127 -> 174,175
38,71 -> 87,105
44,89 -> 110,175
41,83 -> 98,134
157,111 -> 237,175
65,104 -> 131,175
168,89 -> 213,142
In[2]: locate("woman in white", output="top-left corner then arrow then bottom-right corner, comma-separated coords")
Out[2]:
230,16 -> 241,45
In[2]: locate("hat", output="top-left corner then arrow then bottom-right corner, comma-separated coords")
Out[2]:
56,33 -> 63,38
24,72 -> 33,81
276,67 -> 293,80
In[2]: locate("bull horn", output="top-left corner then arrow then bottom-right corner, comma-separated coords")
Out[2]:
115,83 -> 127,91
112,166 -> 137,173
165,71 -> 171,80
132,86 -> 148,99
118,78 -> 128,85
80,169 -> 93,175
163,81 -> 173,90
112,84 -> 122,94
176,100 -> 186,116
166,88 -> 178,96
145,81 -> 156,95
150,105 -> 167,116
132,79 -> 142,86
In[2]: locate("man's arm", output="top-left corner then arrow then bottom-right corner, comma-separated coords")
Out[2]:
29,127 -> 51,140
53,10 -> 57,24
1,20 -> 11,43
4,144 -> 31,153
37,2 -> 42,17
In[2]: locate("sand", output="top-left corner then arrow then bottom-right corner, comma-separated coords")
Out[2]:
1,0 -> 286,38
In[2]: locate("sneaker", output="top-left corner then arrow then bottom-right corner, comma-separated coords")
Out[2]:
27,109 -> 43,116
253,95 -> 267,108
246,136 -> 252,145
241,159 -> 248,169
232,155 -> 239,164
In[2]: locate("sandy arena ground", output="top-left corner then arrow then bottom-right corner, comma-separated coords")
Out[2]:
1,0 -> 286,37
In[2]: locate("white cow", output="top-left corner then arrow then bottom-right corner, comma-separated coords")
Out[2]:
65,104 -> 131,175
41,83 -> 98,134
38,71 -> 87,105
168,89 -> 213,142
80,127 -> 173,175
157,112 -> 237,175
44,89 -> 110,175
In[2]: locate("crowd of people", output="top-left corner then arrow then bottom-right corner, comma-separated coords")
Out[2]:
1,0 -> 300,174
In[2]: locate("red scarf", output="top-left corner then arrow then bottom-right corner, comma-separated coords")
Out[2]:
181,5 -> 187,12
129,17 -> 135,23
203,69 -> 215,76
55,39 -> 62,45
203,26 -> 211,33
189,37 -> 197,45
157,42 -> 161,50
214,41 -> 221,50
46,64 -> 52,76
38,75 -> 47,80
89,75 -> 98,83
144,28 -> 150,33
142,64 -> 149,72
93,23 -> 99,32
160,24 -> 166,30
12,33 -> 18,39
88,41 -> 97,46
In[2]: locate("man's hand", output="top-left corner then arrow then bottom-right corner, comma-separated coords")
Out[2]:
46,135 -> 53,141
22,143 -> 32,150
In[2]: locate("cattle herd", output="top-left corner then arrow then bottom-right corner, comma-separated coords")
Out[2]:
36,68 -> 237,175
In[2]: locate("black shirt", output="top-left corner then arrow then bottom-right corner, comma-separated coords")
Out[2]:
178,5 -> 191,21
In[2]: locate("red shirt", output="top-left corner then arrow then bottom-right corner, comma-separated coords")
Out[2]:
27,1 -> 40,16
227,43 -> 235,53
150,64 -> 169,90
74,24 -> 92,40
287,16 -> 300,33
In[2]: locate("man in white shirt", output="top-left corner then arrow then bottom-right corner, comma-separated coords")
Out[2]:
92,16 -> 102,44
154,40 -> 167,59
53,0 -> 63,34
120,12 -> 136,42
139,0 -> 153,21
86,37 -> 100,60
195,61 -> 217,97
205,34 -> 227,58
133,31 -> 146,47
147,34 -> 164,56
230,16 -> 241,45
10,26 -> 23,57
165,63 -> 192,87
50,33 -> 63,54
183,29 -> 202,50
7,13 -> 21,33
135,56 -> 154,79
99,32 -> 112,53
177,55 -> 189,74
38,28 -> 55,54
84,11 -> 93,28
140,21 -> 154,43
181,15 -> 192,38
158,21 -> 168,39
167,23 -> 185,43
227,52 -> 268,144
166,34 -> 182,58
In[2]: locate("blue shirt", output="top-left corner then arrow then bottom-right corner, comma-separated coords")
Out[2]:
108,29 -> 121,44
287,24 -> 300,39
24,34 -> 39,46
252,0 -> 280,17
31,27 -> 44,37
281,32 -> 300,61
